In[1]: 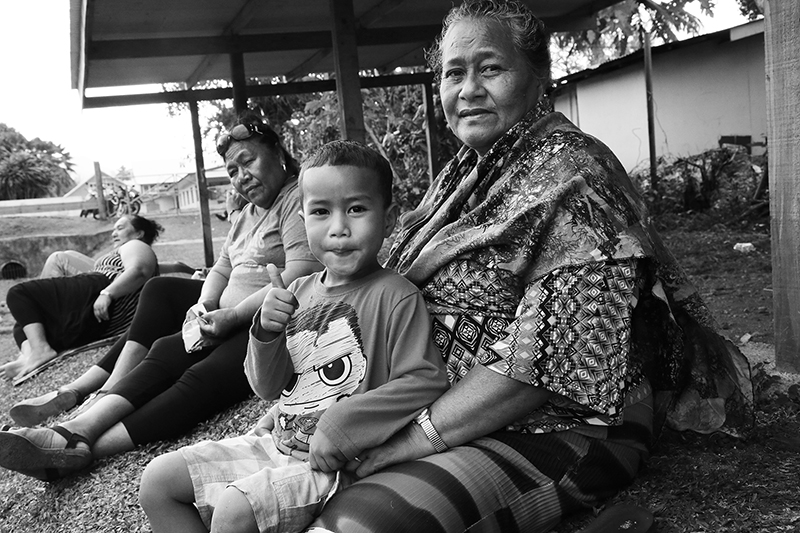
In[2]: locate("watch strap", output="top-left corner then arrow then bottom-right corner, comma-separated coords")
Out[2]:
414,408 -> 448,453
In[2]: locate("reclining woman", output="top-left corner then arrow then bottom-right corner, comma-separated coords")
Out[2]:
0,115 -> 322,480
0,215 -> 163,383
304,2 -> 753,532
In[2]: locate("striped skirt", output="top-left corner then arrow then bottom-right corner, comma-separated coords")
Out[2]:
309,380 -> 653,533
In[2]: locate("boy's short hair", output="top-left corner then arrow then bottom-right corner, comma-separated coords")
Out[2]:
299,140 -> 394,207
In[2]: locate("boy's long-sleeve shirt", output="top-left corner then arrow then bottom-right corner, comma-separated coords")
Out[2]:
245,267 -> 449,461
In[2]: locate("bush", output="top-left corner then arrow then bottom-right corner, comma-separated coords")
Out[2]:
630,146 -> 767,225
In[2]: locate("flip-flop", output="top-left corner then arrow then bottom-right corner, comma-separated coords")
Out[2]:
0,425 -> 92,480
577,503 -> 654,533
10,388 -> 80,427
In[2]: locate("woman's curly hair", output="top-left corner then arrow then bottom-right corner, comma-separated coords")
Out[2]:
426,0 -> 551,87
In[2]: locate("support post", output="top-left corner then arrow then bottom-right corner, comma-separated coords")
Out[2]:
230,51 -> 248,115
642,27 -> 658,191
189,98 -> 216,268
765,0 -> 800,372
93,162 -> 108,220
329,0 -> 366,143
423,80 -> 441,183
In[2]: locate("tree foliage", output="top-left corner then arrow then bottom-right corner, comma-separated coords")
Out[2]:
550,0 -> 715,76
206,72 -> 460,213
0,124 -> 75,200
196,1 -> 748,212
735,0 -> 763,20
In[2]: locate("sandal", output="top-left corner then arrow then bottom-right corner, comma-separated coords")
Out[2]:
0,425 -> 92,481
577,504 -> 654,533
10,388 -> 81,427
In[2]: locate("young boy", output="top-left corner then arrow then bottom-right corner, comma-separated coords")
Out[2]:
139,140 -> 450,533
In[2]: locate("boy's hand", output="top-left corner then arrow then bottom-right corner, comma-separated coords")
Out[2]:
250,404 -> 278,436
259,264 -> 299,332
308,429 -> 348,473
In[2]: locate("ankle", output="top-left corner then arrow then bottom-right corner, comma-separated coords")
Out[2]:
58,387 -> 85,405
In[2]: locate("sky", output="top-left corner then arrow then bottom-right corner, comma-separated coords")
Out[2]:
0,0 -> 753,185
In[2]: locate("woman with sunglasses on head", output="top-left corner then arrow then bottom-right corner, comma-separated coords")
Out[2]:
0,215 -> 163,383
0,115 -> 322,480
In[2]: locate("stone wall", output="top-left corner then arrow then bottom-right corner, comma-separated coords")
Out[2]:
0,229 -> 113,279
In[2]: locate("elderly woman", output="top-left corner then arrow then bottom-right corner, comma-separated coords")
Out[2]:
304,2 -> 753,532
0,116 -> 322,480
0,215 -> 163,382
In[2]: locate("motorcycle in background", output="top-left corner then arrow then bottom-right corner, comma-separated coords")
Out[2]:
80,184 -> 142,218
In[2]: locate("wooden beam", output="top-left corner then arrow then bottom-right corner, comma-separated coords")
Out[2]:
642,28 -> 658,191
94,161 -> 108,220
81,72 -> 434,108
188,99 -> 216,268
358,0 -> 405,27
422,81 -> 440,183
76,0 -> 95,107
87,26 -> 442,60
182,0 -> 264,88
765,0 -> 800,372
285,49 -> 333,82
330,0 -> 366,143
230,52 -> 248,114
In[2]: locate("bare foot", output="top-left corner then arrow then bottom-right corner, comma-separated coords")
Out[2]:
0,345 -> 58,381
1,352 -> 26,381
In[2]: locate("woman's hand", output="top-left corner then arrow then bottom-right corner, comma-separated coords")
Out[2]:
344,421 -> 433,479
197,307 -> 239,338
93,293 -> 112,322
346,367 -> 554,479
94,240 -> 157,323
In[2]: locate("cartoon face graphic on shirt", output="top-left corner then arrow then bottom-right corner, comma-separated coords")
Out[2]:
279,300 -> 367,420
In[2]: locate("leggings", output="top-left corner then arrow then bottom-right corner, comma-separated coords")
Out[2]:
40,250 -> 96,278
7,273 -> 110,351
98,276 -> 254,445
95,276 -> 201,373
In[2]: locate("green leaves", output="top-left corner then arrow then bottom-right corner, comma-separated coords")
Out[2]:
0,124 -> 75,200
551,0 -> 710,77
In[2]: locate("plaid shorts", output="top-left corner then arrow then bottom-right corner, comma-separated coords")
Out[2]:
181,433 -> 348,533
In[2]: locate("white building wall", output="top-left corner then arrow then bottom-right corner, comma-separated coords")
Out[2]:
553,23 -> 765,174
555,68 -> 648,173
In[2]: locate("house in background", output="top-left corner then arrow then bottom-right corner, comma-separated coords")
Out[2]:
134,173 -> 182,214
63,171 -> 126,201
171,166 -> 232,213
551,20 -> 766,174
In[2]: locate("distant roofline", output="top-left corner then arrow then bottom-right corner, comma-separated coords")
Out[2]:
551,19 -> 764,93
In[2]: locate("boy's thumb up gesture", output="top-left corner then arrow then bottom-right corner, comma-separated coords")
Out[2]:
260,264 -> 299,332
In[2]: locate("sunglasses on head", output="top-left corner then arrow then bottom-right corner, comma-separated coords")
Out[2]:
216,123 -> 278,157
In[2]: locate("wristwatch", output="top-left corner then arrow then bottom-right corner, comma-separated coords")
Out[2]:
414,408 -> 448,452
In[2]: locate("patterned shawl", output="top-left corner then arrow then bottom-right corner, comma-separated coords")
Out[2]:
387,99 -> 754,437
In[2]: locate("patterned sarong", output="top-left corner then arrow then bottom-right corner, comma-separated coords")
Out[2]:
312,100 -> 753,533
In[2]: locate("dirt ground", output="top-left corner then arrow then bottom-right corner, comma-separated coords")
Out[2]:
0,212 -> 797,533
0,212 -> 775,346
